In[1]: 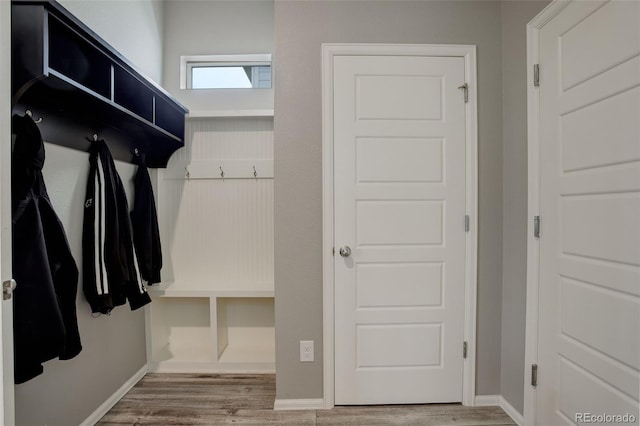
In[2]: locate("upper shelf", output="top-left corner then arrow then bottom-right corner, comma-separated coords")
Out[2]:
186,110 -> 275,119
11,0 -> 189,168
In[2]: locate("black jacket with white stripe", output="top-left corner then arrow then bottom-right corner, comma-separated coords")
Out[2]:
82,140 -> 151,314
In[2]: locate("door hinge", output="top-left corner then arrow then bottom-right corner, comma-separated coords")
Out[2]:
463,341 -> 468,359
531,364 -> 538,387
332,247 -> 335,256
3,279 -> 17,301
465,215 -> 470,232
533,64 -> 540,87
534,216 -> 541,239
458,83 -> 469,103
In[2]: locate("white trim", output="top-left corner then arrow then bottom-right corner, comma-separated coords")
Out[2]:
474,395 -> 500,406
79,364 -> 147,426
523,3 -> 571,426
461,44 -> 479,409
0,1 -> 15,424
474,395 -> 524,426
321,43 -> 336,410
321,43 -> 478,409
500,396 -> 524,426
273,398 -> 325,411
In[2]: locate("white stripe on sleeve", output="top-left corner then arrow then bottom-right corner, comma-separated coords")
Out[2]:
96,154 -> 109,295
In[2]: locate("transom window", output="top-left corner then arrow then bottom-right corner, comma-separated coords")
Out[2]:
181,54 -> 272,90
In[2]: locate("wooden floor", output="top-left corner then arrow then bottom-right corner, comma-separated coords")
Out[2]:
99,374 -> 516,425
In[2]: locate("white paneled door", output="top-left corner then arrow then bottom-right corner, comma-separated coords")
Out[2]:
534,1 -> 640,423
333,54 -> 468,404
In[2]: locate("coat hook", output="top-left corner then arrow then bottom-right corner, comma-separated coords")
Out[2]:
134,148 -> 140,157
220,166 -> 225,180
25,109 -> 43,123
185,167 -> 190,180
253,165 -> 257,179
93,134 -> 98,142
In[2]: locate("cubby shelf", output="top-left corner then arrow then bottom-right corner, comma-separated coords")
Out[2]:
146,289 -> 275,373
11,0 -> 188,167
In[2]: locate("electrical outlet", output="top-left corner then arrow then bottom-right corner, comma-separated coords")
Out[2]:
300,340 -> 314,362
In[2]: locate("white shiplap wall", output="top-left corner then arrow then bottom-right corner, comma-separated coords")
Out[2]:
175,117 -> 274,161
159,117 -> 274,292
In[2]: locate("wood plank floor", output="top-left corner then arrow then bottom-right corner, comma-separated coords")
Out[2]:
98,374 -> 516,425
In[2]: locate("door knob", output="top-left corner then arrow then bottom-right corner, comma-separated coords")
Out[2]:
339,246 -> 351,257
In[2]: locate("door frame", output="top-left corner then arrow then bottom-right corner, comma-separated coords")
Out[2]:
523,2 -> 573,425
0,0 -> 15,424
321,43 -> 478,409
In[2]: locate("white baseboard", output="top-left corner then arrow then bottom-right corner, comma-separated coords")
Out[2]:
273,398 -> 325,411
499,396 -> 524,426
474,394 -> 500,406
79,364 -> 147,426
474,394 -> 523,426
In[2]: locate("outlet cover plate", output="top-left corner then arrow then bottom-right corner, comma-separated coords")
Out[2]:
300,340 -> 314,362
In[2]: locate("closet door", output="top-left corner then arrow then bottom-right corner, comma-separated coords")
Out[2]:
533,1 -> 640,423
333,52 -> 468,405
0,1 -> 16,424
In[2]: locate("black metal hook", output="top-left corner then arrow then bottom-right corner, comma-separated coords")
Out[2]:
25,109 -> 43,123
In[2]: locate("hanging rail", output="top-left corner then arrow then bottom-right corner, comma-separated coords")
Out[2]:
164,159 -> 274,180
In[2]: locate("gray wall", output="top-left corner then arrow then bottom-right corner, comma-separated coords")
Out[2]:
14,2 -> 164,425
273,0 -> 505,399
500,0 -> 549,414
162,0 -> 274,113
57,0 -> 164,84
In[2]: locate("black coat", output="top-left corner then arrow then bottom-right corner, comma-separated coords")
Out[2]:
82,140 -> 151,314
11,114 -> 82,384
130,157 -> 162,285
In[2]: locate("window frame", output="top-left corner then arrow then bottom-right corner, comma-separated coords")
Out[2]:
180,54 -> 272,90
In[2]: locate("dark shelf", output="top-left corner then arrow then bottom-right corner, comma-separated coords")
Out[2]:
11,0 -> 188,168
